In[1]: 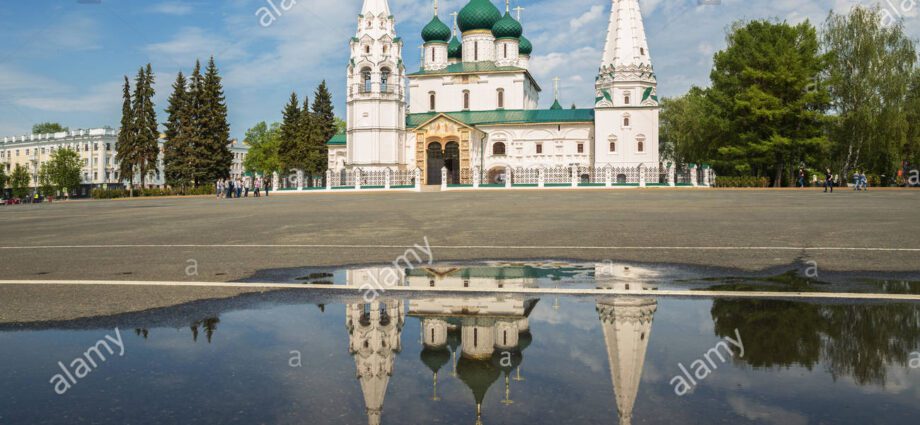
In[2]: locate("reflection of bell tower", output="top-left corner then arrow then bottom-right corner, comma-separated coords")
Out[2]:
596,265 -> 657,425
346,300 -> 406,425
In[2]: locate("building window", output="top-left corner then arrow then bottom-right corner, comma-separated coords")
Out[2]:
536,143 -> 543,154
609,141 -> 616,152
577,143 -> 584,154
361,68 -> 372,92
497,89 -> 504,109
637,135 -> 646,152
640,47 -> 645,55
429,92 -> 436,111
504,44 -> 508,58
493,142 -> 506,155
474,42 -> 478,61
431,47 -> 435,62
380,67 -> 391,93
364,45 -> 370,54
624,116 -> 630,127
463,90 -> 470,110
624,95 -> 630,105
383,45 -> 388,54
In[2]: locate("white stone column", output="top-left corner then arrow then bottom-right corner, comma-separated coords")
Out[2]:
505,166 -> 512,188
384,168 -> 391,190
441,167 -> 448,191
605,166 -> 612,188
571,166 -> 578,188
538,167 -> 545,188
668,164 -> 676,187
473,166 -> 481,189
414,168 -> 422,192
272,172 -> 280,191
296,169 -> 305,191
326,169 -> 332,191
639,164 -> 646,188
690,165 -> 698,187
354,168 -> 362,190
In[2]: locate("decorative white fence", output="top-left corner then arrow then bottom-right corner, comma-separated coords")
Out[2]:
268,164 -> 714,194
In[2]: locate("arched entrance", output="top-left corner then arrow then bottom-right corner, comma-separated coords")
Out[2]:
427,142 -> 443,185
444,142 -> 460,184
487,167 -> 506,184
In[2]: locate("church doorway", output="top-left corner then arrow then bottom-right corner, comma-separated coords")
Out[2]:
426,142 -> 443,185
444,142 -> 460,184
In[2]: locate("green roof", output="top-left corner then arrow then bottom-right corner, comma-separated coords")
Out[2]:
550,99 -> 563,110
326,132 -> 346,146
448,35 -> 462,59
458,0 -> 502,33
408,108 -> 595,128
492,12 -> 522,39
408,61 -> 526,76
422,16 -> 451,43
519,34 -> 533,55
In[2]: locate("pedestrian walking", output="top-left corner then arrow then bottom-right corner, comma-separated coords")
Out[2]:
264,178 -> 270,197
824,168 -> 833,193
254,177 -> 261,197
217,180 -> 224,198
797,168 -> 805,188
236,179 -> 243,198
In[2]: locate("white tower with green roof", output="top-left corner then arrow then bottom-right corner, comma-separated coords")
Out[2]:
345,0 -> 407,171
594,0 -> 660,168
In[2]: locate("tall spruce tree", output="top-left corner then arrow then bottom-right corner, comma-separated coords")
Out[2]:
196,57 -> 233,184
187,60 -> 205,186
116,75 -> 136,192
163,71 -> 194,187
131,65 -> 159,188
278,92 -> 308,172
311,81 -> 336,174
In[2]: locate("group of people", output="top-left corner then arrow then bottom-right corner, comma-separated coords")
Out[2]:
818,167 -> 869,193
216,177 -> 271,199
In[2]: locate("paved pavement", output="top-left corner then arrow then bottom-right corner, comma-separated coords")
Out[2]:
1,188 -> 918,284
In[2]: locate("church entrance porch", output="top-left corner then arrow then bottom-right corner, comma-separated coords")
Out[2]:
427,142 -> 444,185
413,115 -> 475,185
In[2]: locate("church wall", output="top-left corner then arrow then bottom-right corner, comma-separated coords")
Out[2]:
408,72 -> 532,114
475,123 -> 594,173
594,107 -> 659,167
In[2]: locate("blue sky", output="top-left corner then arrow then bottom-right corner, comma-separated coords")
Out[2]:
0,0 -> 917,140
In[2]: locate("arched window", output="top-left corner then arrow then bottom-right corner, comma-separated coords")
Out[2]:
493,142 -> 506,155
623,114 -> 630,127
637,135 -> 646,152
497,89 -> 504,109
364,45 -> 370,54
380,67 -> 391,93
431,47 -> 435,62
609,135 -> 618,153
474,42 -> 479,61
429,92 -> 436,111
463,90 -> 470,110
383,45 -> 388,54
624,95 -> 630,105
504,44 -> 508,58
361,68 -> 372,92
640,47 -> 645,55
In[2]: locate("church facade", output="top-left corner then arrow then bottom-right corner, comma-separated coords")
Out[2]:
328,0 -> 660,186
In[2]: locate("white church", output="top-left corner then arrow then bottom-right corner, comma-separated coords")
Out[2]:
328,0 -> 661,186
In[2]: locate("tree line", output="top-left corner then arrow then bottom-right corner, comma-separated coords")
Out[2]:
243,81 -> 338,181
660,6 -> 920,186
117,57 -> 232,192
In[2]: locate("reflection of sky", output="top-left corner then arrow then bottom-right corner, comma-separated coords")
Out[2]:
1,297 -> 920,424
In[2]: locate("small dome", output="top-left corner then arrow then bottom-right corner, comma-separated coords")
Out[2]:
519,34 -> 533,55
422,16 -> 451,43
492,12 -> 522,39
458,0 -> 502,33
448,35 -> 463,59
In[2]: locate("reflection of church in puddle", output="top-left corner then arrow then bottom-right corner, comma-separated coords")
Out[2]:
344,264 -> 657,425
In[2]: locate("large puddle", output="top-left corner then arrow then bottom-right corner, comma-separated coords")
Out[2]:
2,269 -> 920,424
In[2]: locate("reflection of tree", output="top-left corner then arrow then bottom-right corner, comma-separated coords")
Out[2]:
202,317 -> 220,343
711,300 -> 920,386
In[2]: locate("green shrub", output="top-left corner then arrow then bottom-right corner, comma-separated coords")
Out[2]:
713,176 -> 771,188
92,185 -> 216,199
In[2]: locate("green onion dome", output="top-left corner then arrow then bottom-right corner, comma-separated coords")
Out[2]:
457,0 -> 502,33
448,35 -> 463,59
422,16 -> 452,43
491,12 -> 522,39
518,34 -> 533,55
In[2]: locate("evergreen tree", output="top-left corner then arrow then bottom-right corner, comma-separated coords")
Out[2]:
163,71 -> 194,187
709,19 -> 830,185
116,75 -> 136,192
196,57 -> 233,184
278,92 -> 307,171
311,81 -> 337,174
131,65 -> 159,188
187,60 -> 205,186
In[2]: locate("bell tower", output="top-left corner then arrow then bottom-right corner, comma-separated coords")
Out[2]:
594,0 -> 659,167
347,0 -> 407,171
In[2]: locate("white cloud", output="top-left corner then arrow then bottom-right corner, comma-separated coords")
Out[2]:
150,2 -> 196,16
145,27 -> 248,69
570,5 -> 605,31
727,395 -> 809,425
14,81 -> 122,113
